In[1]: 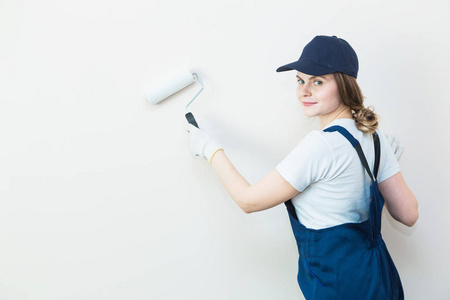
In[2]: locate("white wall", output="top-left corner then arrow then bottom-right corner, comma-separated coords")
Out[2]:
1,0 -> 449,299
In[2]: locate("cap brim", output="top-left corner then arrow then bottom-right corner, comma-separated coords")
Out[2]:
276,60 -> 336,76
276,61 -> 299,72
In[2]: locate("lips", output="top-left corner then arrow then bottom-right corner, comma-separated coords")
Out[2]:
302,101 -> 317,107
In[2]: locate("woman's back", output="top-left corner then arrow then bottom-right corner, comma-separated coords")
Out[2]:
276,118 -> 400,229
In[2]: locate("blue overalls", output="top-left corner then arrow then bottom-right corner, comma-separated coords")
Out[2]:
285,126 -> 404,299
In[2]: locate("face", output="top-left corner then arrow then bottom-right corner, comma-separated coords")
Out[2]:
296,71 -> 343,121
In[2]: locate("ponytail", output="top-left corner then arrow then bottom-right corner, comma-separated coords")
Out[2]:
333,72 -> 379,134
351,107 -> 379,134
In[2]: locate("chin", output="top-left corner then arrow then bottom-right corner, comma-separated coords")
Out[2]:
302,111 -> 317,118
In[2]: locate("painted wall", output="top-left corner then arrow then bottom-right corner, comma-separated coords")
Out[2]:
1,0 -> 449,299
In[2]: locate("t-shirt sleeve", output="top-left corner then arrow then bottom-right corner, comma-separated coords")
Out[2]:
276,131 -> 334,192
376,130 -> 401,183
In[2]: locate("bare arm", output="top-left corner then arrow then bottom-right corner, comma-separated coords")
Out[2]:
210,150 -> 299,213
378,172 -> 419,227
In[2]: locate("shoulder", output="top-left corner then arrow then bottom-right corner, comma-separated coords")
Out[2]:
322,119 -> 363,145
298,130 -> 335,156
374,129 -> 401,183
276,130 -> 336,192
281,130 -> 337,168
374,129 -> 389,146
374,129 -> 395,158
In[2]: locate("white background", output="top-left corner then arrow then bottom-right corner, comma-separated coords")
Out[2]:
1,0 -> 449,299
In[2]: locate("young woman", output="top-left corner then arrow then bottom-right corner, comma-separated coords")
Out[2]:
187,35 -> 418,299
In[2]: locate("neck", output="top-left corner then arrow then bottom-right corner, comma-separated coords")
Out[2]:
319,105 -> 353,128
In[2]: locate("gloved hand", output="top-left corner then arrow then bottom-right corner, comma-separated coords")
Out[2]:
385,133 -> 404,161
187,124 -> 223,163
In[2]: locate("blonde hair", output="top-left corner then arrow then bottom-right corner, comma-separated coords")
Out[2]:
333,72 -> 379,134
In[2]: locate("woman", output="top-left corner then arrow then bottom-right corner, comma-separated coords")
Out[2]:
187,35 -> 418,299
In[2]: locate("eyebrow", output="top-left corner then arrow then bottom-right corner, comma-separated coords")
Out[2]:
296,75 -> 326,80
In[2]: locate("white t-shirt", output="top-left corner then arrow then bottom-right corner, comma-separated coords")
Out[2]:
276,119 -> 400,229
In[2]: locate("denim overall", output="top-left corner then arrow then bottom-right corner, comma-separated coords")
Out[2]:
285,126 -> 404,299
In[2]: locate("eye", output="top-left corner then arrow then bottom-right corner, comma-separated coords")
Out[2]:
297,79 -> 305,84
314,80 -> 323,86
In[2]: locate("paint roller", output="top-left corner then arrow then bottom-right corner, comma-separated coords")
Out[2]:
145,68 -> 203,128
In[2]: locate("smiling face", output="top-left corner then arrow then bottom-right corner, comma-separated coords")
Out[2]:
296,71 -> 350,126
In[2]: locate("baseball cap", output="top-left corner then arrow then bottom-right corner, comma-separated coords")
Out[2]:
276,35 -> 359,78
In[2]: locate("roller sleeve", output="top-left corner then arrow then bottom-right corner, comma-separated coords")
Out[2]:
145,69 -> 195,105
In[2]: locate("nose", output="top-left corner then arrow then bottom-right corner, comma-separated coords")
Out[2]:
297,82 -> 312,98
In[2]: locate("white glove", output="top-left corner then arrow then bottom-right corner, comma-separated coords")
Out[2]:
187,124 -> 223,163
385,133 -> 404,161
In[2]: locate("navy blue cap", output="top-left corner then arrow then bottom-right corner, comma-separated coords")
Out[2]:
276,35 -> 359,78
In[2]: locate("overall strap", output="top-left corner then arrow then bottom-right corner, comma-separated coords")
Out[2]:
373,131 -> 380,180
324,125 -> 379,182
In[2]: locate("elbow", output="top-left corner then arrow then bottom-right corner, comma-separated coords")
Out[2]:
403,201 -> 419,227
242,208 -> 253,214
240,202 -> 256,214
236,195 -> 257,214
404,216 -> 418,227
404,210 -> 419,227
234,188 -> 258,214
388,203 -> 419,227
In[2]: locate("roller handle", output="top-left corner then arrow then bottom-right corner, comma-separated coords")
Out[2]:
185,112 -> 199,128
